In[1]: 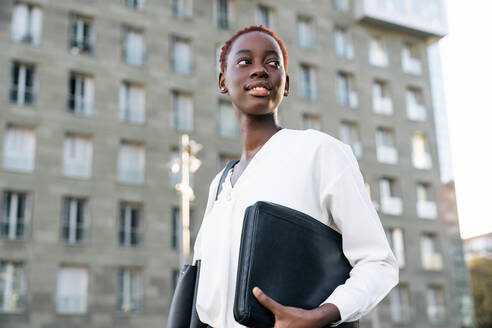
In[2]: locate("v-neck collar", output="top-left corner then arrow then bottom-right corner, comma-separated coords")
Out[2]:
228,128 -> 288,190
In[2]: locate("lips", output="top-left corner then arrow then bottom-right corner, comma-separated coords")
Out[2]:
245,82 -> 272,97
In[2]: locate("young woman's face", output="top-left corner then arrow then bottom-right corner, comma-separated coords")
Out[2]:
219,31 -> 289,116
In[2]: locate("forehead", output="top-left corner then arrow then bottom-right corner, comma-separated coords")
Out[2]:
229,31 -> 283,60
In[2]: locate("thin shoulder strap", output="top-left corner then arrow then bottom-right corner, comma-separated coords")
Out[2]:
215,160 -> 240,200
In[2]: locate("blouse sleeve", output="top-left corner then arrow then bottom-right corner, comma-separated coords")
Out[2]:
192,172 -> 221,263
318,142 -> 399,326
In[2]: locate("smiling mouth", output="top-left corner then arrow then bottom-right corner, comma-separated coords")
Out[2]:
247,86 -> 271,97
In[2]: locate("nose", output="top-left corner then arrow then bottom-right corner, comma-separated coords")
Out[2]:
249,66 -> 269,79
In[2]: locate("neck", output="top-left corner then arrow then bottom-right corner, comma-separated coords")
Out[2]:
235,111 -> 282,161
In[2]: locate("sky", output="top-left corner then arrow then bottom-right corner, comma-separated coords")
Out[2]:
439,0 -> 492,239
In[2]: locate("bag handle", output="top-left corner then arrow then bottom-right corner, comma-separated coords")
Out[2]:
215,160 -> 240,200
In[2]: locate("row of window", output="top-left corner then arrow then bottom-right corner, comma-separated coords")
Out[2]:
10,61 -> 429,122
0,261 -> 447,319
1,122 -> 434,184
1,190 -> 189,250
11,2 -> 423,75
0,261 -> 143,314
388,283 -> 446,325
386,227 -> 443,271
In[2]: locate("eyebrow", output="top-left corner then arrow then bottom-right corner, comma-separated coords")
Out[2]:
234,49 -> 280,57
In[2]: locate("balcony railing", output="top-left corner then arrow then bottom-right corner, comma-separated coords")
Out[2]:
406,103 -> 426,121
373,97 -> 393,115
402,54 -> 422,75
381,197 -> 402,216
118,169 -> 144,184
351,142 -> 362,158
3,156 -> 34,172
412,152 -> 432,169
417,200 -> 437,219
64,162 -> 91,178
369,50 -> 389,67
428,305 -> 446,324
349,91 -> 358,108
422,253 -> 443,270
57,295 -> 87,314
377,146 -> 398,164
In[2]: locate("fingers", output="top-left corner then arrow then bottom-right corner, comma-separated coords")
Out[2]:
252,287 -> 283,314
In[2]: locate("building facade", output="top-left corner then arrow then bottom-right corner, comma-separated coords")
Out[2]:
0,0 -> 468,327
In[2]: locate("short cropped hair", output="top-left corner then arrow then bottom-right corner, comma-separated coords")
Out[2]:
219,25 -> 289,73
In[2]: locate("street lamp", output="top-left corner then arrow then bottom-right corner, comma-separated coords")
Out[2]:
168,134 -> 202,269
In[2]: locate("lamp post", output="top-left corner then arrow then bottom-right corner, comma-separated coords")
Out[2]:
170,134 -> 202,269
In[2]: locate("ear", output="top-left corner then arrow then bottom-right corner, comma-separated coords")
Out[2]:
283,74 -> 290,97
218,72 -> 228,94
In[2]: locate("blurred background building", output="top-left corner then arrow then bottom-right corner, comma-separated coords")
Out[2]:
0,0 -> 474,327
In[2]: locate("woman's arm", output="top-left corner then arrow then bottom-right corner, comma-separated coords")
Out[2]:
318,143 -> 399,326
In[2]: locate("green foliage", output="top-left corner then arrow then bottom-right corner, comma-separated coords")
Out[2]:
469,257 -> 492,328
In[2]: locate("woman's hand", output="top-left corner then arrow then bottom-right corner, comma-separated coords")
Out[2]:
251,287 -> 340,328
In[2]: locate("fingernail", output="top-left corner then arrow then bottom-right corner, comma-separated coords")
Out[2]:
253,287 -> 260,296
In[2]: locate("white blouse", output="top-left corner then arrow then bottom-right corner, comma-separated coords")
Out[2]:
193,128 -> 399,327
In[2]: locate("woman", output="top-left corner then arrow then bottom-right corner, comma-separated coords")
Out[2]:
193,25 -> 399,328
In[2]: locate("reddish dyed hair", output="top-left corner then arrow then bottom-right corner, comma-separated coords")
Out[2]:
219,25 -> 289,73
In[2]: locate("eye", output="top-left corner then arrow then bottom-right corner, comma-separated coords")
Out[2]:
237,58 -> 251,66
267,60 -> 280,68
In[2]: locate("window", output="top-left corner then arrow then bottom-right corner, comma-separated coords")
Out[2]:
3,126 -> 36,172
118,142 -> 145,184
171,206 -> 195,250
421,233 -> 443,270
417,182 -> 437,219
0,261 -> 27,312
379,177 -> 402,215
123,26 -> 145,66
336,72 -> 357,108
385,228 -> 405,267
169,147 -> 195,189
376,127 -> 397,164
297,16 -> 315,49
426,285 -> 446,324
11,3 -> 42,45
299,64 -> 317,100
216,43 -> 222,75
69,14 -> 94,55
122,0 -> 145,10
119,82 -> 145,124
369,36 -> 388,67
412,132 -> 432,169
334,26 -> 354,59
171,91 -> 193,131
68,72 -> 94,116
1,191 -> 32,240
63,134 -> 92,178
340,121 -> 362,158
389,283 -> 410,323
372,80 -> 393,115
406,88 -> 426,121
10,61 -> 36,106
56,266 -> 88,314
119,202 -> 143,247
218,100 -> 239,137
332,0 -> 349,12
61,197 -> 89,244
301,113 -> 321,130
216,0 -> 233,29
402,42 -> 422,75
172,0 -> 192,19
256,5 -> 274,29
171,37 -> 192,75
117,267 -> 143,313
